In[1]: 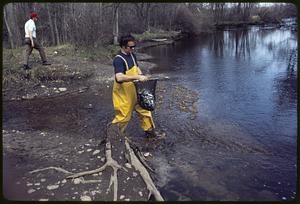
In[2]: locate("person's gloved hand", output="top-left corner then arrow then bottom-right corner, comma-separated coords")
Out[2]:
138,75 -> 148,82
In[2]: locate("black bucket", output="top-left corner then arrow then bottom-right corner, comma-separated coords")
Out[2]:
134,79 -> 157,111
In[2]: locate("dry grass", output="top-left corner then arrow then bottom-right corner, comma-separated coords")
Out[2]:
132,30 -> 181,41
2,44 -> 104,89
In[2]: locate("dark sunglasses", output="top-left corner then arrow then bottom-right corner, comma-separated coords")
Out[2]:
127,45 -> 136,49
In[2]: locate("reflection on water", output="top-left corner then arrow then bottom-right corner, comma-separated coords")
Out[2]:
212,28 -> 262,58
274,62 -> 297,110
210,27 -> 297,62
143,26 -> 297,201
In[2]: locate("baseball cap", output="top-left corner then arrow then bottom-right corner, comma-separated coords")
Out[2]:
30,12 -> 38,19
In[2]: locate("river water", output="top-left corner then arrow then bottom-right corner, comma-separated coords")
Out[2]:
142,26 -> 297,201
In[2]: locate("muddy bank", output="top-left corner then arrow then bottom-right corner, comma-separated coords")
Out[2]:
2,36 -> 181,102
3,68 -> 286,201
2,37 -> 191,201
3,76 -> 201,201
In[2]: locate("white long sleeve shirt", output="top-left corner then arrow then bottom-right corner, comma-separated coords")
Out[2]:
24,19 -> 36,38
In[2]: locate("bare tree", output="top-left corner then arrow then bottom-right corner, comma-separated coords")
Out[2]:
46,3 -> 55,45
134,3 -> 154,31
3,3 -> 296,49
4,5 -> 15,48
113,3 -> 120,45
53,6 -> 60,46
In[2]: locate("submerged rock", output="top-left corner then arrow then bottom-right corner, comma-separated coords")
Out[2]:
92,150 -> 100,155
27,189 -> 36,194
58,88 -> 67,92
143,152 -> 150,157
78,150 -> 84,154
47,185 -> 59,190
80,195 -> 92,201
125,163 -> 132,169
39,199 -> 49,201
73,178 -> 82,184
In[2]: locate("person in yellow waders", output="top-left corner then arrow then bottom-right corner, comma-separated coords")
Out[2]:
112,35 -> 158,138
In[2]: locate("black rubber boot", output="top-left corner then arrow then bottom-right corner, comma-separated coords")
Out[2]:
144,129 -> 166,139
23,64 -> 31,70
42,61 -> 51,65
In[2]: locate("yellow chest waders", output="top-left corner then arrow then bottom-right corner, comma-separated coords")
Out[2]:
112,53 -> 155,132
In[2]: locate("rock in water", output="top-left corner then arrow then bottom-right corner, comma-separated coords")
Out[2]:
73,178 -> 82,184
143,152 -> 150,157
47,185 -> 59,190
58,88 -> 67,92
80,195 -> 92,201
125,163 -> 132,169
92,150 -> 100,155
139,191 -> 143,197
39,199 -> 49,201
27,189 -> 36,194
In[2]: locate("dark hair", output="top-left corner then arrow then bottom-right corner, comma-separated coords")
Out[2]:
119,35 -> 135,47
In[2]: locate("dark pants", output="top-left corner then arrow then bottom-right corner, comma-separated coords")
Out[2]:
23,38 -> 47,65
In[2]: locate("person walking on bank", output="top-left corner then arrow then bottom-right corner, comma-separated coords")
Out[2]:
112,34 -> 162,138
23,12 -> 51,70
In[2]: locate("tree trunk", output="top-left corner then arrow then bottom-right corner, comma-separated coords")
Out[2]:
70,3 -> 77,45
113,5 -> 119,45
54,11 -> 60,45
99,3 -> 103,25
4,6 -> 15,49
46,3 -> 56,45
62,4 -> 67,43
11,4 -> 22,47
146,4 -> 151,31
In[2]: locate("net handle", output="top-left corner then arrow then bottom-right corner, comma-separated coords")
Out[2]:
133,76 -> 169,83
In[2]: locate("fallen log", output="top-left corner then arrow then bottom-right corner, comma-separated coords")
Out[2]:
30,123 -> 164,201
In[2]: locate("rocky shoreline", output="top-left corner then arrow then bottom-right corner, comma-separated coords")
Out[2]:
3,34 -> 191,201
